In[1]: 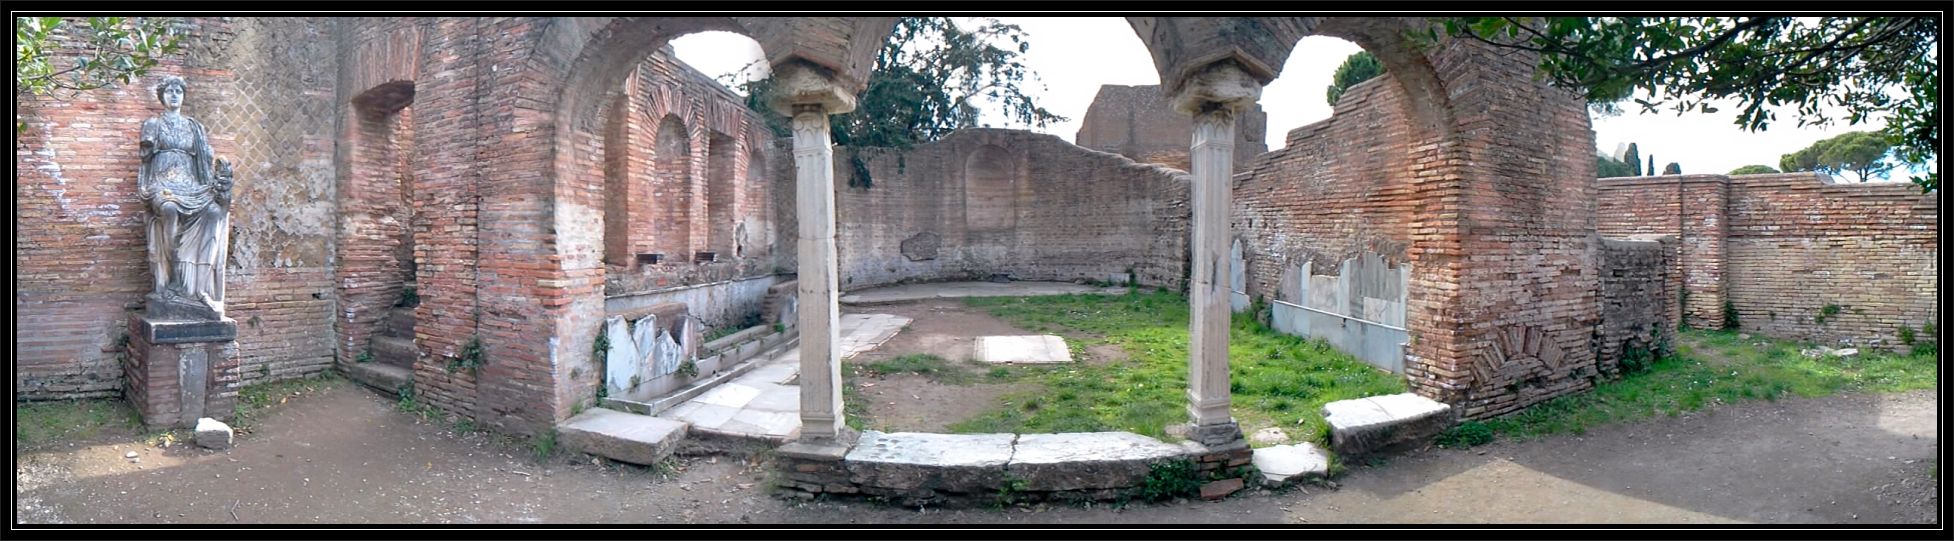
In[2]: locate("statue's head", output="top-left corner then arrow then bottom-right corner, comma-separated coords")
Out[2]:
154,75 -> 187,109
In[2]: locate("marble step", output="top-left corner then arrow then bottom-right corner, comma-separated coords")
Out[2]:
558,408 -> 689,466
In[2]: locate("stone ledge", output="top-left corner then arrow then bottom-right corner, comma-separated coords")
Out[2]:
1322,393 -> 1451,458
557,408 -> 688,466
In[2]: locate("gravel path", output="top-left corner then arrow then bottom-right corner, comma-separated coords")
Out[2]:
15,381 -> 1936,525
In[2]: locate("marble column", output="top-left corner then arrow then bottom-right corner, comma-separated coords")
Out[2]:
1173,62 -> 1261,445
790,105 -> 844,441
770,62 -> 858,443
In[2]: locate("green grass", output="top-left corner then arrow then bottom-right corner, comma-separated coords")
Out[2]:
862,353 -> 974,384
950,291 -> 1405,444
234,370 -> 347,431
15,398 -> 142,448
1480,329 -> 1939,441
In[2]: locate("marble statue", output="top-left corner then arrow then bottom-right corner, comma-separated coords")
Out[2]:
138,75 -> 233,321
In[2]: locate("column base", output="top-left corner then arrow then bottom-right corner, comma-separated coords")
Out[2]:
126,314 -> 240,430
1173,419 -> 1243,447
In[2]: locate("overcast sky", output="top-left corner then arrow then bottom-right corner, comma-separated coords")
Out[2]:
673,17 -> 1929,181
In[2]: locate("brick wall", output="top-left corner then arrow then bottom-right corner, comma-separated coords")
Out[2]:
1600,173 -> 1939,347
17,18 -> 339,399
1234,36 -> 1602,420
1597,236 -> 1678,378
1074,84 -> 1265,170
816,129 -> 1190,291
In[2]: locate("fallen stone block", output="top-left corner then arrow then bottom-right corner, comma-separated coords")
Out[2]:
1252,443 -> 1329,487
557,408 -> 688,466
1323,393 -> 1451,459
194,417 -> 233,450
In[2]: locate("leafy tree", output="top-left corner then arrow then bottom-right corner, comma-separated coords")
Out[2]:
1729,164 -> 1779,175
1325,50 -> 1385,105
1596,153 -> 1636,178
1662,162 -> 1682,175
16,17 -> 184,131
1423,17 -> 1939,192
1780,130 -> 1896,182
1622,142 -> 1641,176
733,18 -> 1063,163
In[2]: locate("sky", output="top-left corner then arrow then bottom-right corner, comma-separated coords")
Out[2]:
672,17 -> 1929,182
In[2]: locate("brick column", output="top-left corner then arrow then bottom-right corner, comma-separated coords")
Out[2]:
1172,62 -> 1260,446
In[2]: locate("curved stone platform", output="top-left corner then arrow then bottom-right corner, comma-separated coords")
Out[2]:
773,430 -> 1326,506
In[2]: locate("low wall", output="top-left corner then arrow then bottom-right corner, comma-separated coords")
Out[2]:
824,129 -> 1190,291
1599,173 -> 1937,347
1597,236 -> 1678,377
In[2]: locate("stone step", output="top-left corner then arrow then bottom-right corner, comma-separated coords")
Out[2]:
1322,393 -> 1452,459
558,408 -> 689,466
370,335 -> 418,367
348,361 -> 412,397
385,307 -> 417,337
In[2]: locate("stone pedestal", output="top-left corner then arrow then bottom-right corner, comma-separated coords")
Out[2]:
125,314 -> 241,430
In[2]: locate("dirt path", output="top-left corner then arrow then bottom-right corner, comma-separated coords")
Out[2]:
842,299 -> 1045,432
16,379 -> 1937,524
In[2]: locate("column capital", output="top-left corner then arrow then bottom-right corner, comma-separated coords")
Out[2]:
1170,60 -> 1263,116
767,60 -> 858,117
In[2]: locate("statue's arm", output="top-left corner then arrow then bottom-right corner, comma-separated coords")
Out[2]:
136,119 -> 158,201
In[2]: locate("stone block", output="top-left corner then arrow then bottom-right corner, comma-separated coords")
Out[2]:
974,335 -> 1073,364
133,317 -> 239,344
1007,432 -> 1187,492
348,362 -> 413,396
844,431 -> 1015,493
556,408 -> 688,466
1323,393 -> 1451,458
195,417 -> 234,450
1251,443 -> 1329,487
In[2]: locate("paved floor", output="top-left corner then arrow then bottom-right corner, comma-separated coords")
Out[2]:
657,313 -> 911,442
839,281 -> 1128,305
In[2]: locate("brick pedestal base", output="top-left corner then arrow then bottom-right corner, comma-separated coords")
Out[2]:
125,315 -> 241,430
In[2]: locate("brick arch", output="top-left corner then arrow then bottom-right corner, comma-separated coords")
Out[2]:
479,17 -> 893,434
1144,17 -> 1600,416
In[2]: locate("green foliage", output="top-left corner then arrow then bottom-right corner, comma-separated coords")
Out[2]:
1722,300 -> 1741,330
1434,420 -> 1495,448
447,336 -> 485,373
1780,131 -> 1897,182
1597,153 -> 1637,178
951,291 -> 1404,442
733,17 -> 1063,155
355,349 -> 373,364
863,353 -> 972,385
15,398 -> 142,447
397,285 -> 419,308
1815,304 -> 1844,325
992,474 -> 1032,508
1623,143 -> 1642,176
1662,162 -> 1682,175
676,358 -> 699,379
1139,459 -> 1204,502
1483,329 -> 1937,440
532,429 -> 558,462
1422,17 -> 1938,192
16,17 -> 185,131
1729,164 -> 1780,175
234,371 -> 345,430
1325,50 -> 1385,105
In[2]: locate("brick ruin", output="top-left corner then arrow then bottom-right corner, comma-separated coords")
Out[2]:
1598,173 -> 1938,347
1073,84 -> 1266,171
14,17 -> 1938,435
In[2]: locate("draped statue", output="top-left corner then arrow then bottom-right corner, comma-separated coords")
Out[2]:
138,75 -> 233,321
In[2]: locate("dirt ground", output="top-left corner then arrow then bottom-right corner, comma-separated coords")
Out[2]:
842,299 -> 1059,432
15,371 -> 1937,525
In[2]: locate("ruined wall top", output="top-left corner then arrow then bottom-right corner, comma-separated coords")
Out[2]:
1073,84 -> 1266,171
